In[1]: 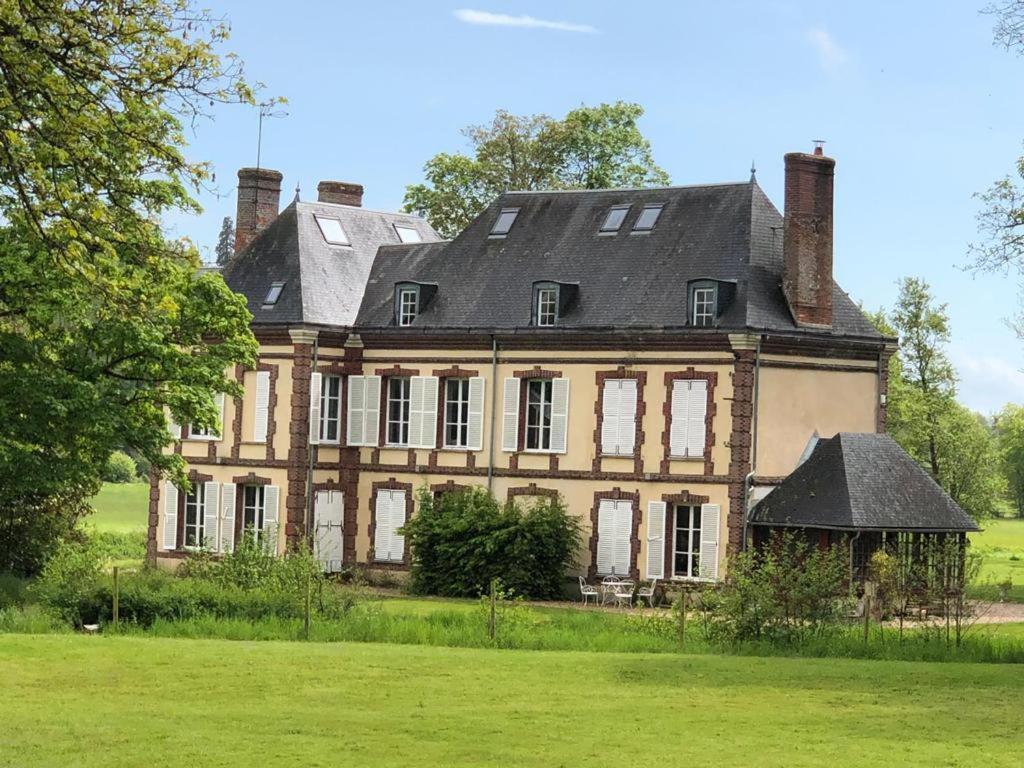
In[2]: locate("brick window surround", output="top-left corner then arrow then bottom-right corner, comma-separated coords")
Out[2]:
174,469 -> 213,549
661,490 -> 710,580
660,368 -> 718,475
368,478 -> 414,568
587,487 -> 642,580
592,367 -> 648,474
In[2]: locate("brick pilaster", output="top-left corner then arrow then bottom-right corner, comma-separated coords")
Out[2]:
727,335 -> 758,554
286,328 -> 318,548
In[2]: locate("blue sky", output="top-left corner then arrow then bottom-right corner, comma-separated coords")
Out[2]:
167,1 -> 1024,414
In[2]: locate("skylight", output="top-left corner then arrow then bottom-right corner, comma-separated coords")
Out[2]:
489,207 -> 520,237
263,281 -> 285,307
599,205 -> 630,233
394,224 -> 422,244
314,214 -> 350,245
632,204 -> 663,232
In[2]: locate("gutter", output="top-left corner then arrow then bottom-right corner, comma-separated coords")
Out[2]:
486,335 -> 498,492
742,334 -> 762,551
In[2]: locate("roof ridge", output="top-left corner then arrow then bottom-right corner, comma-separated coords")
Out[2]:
502,181 -> 754,196
297,200 -> 428,220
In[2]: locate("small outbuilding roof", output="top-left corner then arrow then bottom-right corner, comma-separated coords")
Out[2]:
749,433 -> 978,532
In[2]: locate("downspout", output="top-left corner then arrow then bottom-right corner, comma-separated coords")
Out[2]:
742,334 -> 762,551
304,332 -> 320,545
849,530 -> 862,582
486,334 -> 498,492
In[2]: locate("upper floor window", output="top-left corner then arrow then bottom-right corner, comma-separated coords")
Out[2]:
183,484 -> 206,548
386,377 -> 412,446
668,379 -> 708,459
318,374 -> 341,443
314,215 -> 350,246
690,282 -> 717,327
188,393 -> 224,439
397,286 -> 419,326
394,224 -> 422,244
489,207 -> 520,238
444,378 -> 471,449
525,379 -> 554,451
534,284 -> 559,326
632,203 -> 663,233
599,205 -> 630,234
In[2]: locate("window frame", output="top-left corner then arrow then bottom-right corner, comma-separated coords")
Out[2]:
489,207 -> 520,238
396,286 -> 419,326
263,281 -> 285,307
393,224 -> 422,244
386,377 -> 412,447
673,504 -> 702,579
599,204 -> 630,234
534,284 -> 559,327
318,374 -> 342,444
443,377 -> 472,449
183,484 -> 206,549
242,484 -> 266,543
632,203 -> 664,233
524,379 -> 554,452
690,281 -> 717,327
313,214 -> 351,246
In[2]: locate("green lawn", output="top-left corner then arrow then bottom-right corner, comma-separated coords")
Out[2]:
0,634 -> 1021,767
85,481 -> 149,533
970,517 -> 1024,601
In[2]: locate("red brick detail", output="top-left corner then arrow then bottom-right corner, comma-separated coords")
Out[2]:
367,478 -> 414,569
877,350 -> 893,433
592,367 -> 648,474
374,365 -> 420,377
431,480 -> 470,498
506,483 -> 559,502
659,369 -> 718,475
783,151 -> 834,327
660,490 -> 710,578
146,467 -> 160,564
285,342 -> 314,547
513,366 -> 563,379
232,472 -> 272,485
727,349 -> 756,554
587,487 -> 642,580
431,366 -> 480,378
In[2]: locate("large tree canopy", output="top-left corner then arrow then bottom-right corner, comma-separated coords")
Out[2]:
403,102 -> 670,238
0,0 -> 261,572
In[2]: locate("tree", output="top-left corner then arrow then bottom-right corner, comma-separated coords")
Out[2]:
0,1 -> 262,573
995,403 -> 1024,516
404,102 -> 670,238
215,216 -> 235,265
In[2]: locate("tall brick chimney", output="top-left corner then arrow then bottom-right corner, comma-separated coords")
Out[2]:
235,167 -> 283,253
782,143 -> 834,328
317,181 -> 363,207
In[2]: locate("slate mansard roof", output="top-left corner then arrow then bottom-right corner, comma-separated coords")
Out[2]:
355,182 -> 885,340
221,200 -> 440,327
749,433 -> 978,533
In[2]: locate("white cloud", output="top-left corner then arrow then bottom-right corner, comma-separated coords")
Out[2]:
806,26 -> 849,74
453,9 -> 597,34
950,346 -> 1024,414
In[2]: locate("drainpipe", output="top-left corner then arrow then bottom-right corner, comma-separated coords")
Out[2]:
849,530 -> 862,582
304,332 -> 320,544
486,334 -> 498,492
741,335 -> 762,551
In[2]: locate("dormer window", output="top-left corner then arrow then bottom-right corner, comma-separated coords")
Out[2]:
599,205 -> 630,234
314,215 -> 350,245
263,281 -> 285,308
397,286 -> 419,326
489,207 -> 519,238
534,283 -> 559,326
394,224 -> 422,244
632,203 -> 663,233
690,281 -> 717,327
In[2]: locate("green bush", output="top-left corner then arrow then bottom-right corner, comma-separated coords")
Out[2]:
92,530 -> 146,563
103,451 -> 138,483
29,538 -> 104,628
402,487 -> 581,599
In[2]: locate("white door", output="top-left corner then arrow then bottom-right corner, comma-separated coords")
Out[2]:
314,490 -> 344,572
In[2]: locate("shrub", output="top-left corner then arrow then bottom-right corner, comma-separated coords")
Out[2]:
30,538 -> 104,628
103,451 -> 138,483
92,530 -> 146,564
402,487 -> 581,599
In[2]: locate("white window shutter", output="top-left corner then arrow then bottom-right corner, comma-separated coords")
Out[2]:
618,380 -> 637,455
699,503 -> 721,581
220,482 -> 236,554
162,482 -> 178,550
375,491 -> 392,561
408,376 -> 425,447
501,378 -> 520,452
550,378 -> 570,453
215,392 -> 226,438
202,481 -> 220,552
646,500 -> 667,579
467,376 -> 485,451
419,376 -> 439,448
669,380 -> 689,458
364,376 -> 381,447
309,372 -> 323,444
391,490 -> 406,562
253,371 -> 270,443
346,375 -> 366,446
596,499 -> 616,575
601,380 -> 620,454
614,501 -> 632,576
687,380 -> 708,457
264,485 -> 280,553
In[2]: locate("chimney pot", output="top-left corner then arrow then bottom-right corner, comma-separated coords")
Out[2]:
234,167 -> 283,254
317,181 -> 364,207
782,149 -> 834,328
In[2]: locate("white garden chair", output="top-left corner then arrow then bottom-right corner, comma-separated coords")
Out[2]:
600,575 -> 622,606
578,576 -> 599,606
637,578 -> 659,608
613,580 -> 635,609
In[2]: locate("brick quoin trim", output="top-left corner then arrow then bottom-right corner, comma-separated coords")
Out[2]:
146,467 -> 160,564
338,337 -> 364,564
285,339 -> 314,548
506,483 -> 559,502
232,472 -> 272,486
660,369 -> 718,475
587,487 -> 642,580
727,349 -> 756,554
660,490 -> 710,579
368,478 -> 414,569
431,480 -> 470,498
592,367 -> 647,474
877,348 -> 894,433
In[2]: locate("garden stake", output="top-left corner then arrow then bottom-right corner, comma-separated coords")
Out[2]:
304,574 -> 311,641
488,579 -> 497,641
678,588 -> 686,647
112,566 -> 119,632
863,594 -> 870,646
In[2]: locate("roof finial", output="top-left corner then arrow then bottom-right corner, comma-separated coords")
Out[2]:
749,160 -> 757,183
293,181 -> 301,203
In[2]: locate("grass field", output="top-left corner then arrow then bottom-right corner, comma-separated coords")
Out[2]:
0,634 -> 1021,767
85,482 -> 149,534
970,517 -> 1024,601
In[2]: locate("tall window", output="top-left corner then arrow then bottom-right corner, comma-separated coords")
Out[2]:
397,287 -> 418,326
386,377 -> 411,446
444,378 -> 471,448
535,286 -> 558,326
242,485 -> 266,542
691,284 -> 716,327
525,380 -> 553,451
183,484 -> 206,548
319,375 -> 341,443
674,505 -> 701,578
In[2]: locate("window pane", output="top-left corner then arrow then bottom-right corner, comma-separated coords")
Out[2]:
394,225 -> 422,243
633,204 -> 663,231
314,215 -> 350,245
490,208 -> 519,235
264,282 -> 285,306
600,205 -> 629,232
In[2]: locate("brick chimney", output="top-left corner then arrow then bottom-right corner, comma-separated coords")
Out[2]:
782,143 -> 834,328
235,167 -> 283,253
317,181 -> 363,207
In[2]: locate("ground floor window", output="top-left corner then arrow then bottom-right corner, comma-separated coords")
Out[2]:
242,485 -> 266,542
183,484 -> 205,548
673,504 -> 701,578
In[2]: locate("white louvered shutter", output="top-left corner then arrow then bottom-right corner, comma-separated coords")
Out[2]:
162,482 -> 178,550
467,376 -> 485,451
699,503 -> 721,581
501,378 -> 520,452
346,375 -> 366,445
687,380 -> 708,458
215,392 -> 226,438
550,378 -> 570,454
420,376 -> 439,448
375,491 -> 395,561
309,372 -> 323,444
364,376 -> 381,447
601,381 -> 620,454
646,500 -> 667,579
408,376 -> 425,448
669,380 -> 689,458
618,380 -> 637,455
596,499 -> 616,575
253,371 -> 270,443
220,482 -> 236,554
390,490 -> 406,562
202,481 -> 220,552
263,485 -> 280,554
613,501 -> 633,576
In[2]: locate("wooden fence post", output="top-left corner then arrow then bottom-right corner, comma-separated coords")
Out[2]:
304,574 -> 312,641
677,588 -> 687,647
112,566 -> 119,632
488,579 -> 497,641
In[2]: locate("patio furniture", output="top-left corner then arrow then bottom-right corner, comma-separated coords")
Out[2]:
578,576 -> 599,606
612,580 -> 635,609
600,576 -> 623,606
637,578 -> 659,608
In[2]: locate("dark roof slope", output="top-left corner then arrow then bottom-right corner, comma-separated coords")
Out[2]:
222,200 -> 440,326
354,181 -> 885,341
749,433 -> 978,532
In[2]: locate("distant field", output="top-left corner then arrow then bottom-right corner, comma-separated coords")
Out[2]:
970,517 -> 1024,602
85,482 -> 149,534
1,634 -> 1022,768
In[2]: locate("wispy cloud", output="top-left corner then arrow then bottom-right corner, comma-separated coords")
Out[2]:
950,346 -> 1024,414
454,9 -> 597,34
806,26 -> 849,74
